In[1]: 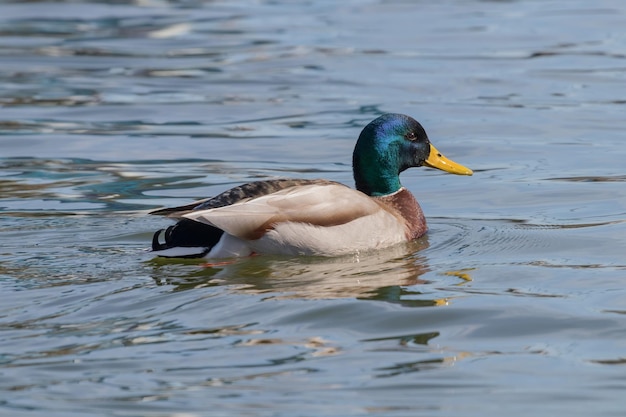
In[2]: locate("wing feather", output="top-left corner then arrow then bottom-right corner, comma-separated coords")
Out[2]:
183,183 -> 384,240
150,178 -> 335,218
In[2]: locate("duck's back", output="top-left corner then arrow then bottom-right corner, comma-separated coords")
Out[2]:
183,181 -> 408,257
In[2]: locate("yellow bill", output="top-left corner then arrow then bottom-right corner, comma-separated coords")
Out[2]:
424,144 -> 473,176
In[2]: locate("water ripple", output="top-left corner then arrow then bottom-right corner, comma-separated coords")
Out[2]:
2,0 -> 626,415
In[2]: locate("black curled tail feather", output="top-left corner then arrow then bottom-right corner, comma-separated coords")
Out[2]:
151,219 -> 224,258
152,229 -> 168,251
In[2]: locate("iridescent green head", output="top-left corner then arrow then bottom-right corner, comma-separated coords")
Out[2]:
352,113 -> 472,196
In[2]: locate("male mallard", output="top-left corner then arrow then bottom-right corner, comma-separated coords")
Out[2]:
151,113 -> 472,258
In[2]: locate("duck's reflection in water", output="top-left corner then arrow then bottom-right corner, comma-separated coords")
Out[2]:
148,238 -> 453,304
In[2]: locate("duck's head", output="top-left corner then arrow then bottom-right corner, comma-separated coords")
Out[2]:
352,113 -> 472,196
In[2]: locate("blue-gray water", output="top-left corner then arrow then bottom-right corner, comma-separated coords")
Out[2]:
1,1 -> 626,416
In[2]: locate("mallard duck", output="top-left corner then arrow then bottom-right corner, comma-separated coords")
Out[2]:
151,113 -> 472,258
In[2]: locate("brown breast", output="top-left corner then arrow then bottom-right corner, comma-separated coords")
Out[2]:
375,188 -> 427,240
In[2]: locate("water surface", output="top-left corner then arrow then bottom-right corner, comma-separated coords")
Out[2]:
1,1 -> 626,416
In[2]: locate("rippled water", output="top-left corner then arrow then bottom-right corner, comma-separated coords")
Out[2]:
2,0 -> 626,416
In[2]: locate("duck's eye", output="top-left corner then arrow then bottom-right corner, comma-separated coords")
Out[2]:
405,131 -> 417,141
